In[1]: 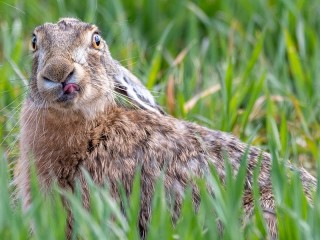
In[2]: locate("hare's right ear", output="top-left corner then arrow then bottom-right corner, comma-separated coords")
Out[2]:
113,65 -> 165,115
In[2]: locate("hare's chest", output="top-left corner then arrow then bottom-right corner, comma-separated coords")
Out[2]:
31,128 -> 89,181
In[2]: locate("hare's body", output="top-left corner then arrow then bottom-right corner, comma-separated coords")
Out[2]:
18,98 -> 275,235
15,18 -> 316,238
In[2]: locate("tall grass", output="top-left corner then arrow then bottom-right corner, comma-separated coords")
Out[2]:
0,0 -> 320,239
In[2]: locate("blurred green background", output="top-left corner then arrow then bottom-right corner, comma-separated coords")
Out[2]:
1,1 -> 320,239
1,0 -> 320,170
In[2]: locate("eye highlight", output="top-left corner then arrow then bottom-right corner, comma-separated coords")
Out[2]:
92,33 -> 102,49
31,34 -> 37,50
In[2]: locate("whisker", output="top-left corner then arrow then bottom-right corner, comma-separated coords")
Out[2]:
0,1 -> 25,14
6,58 -> 29,86
117,56 -> 139,63
0,107 -> 23,147
0,92 -> 27,113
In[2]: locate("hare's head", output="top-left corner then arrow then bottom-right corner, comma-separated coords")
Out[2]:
29,18 -> 118,118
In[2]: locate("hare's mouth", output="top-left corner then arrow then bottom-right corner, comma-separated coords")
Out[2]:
57,83 -> 80,102
63,83 -> 80,94
56,83 -> 80,103
56,92 -> 78,102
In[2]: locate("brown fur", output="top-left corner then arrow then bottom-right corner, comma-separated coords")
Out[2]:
15,18 -> 316,239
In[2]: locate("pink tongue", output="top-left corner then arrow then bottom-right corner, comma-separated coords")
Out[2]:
63,83 -> 79,94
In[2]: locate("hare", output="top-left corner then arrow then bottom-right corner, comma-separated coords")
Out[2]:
15,18 -> 316,239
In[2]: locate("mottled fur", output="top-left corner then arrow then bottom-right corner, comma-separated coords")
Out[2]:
15,18 -> 316,239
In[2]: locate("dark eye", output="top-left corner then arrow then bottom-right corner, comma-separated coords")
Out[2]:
31,34 -> 37,50
92,33 -> 102,49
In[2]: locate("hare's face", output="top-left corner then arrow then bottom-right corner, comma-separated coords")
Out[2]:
29,18 -> 117,118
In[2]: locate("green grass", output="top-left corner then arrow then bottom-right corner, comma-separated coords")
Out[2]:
1,0 -> 320,239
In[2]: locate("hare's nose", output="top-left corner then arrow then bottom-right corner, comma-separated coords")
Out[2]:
41,58 -> 74,84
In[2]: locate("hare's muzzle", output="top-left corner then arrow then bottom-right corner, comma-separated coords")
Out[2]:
38,57 -> 80,103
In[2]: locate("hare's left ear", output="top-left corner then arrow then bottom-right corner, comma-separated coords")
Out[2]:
113,65 -> 165,115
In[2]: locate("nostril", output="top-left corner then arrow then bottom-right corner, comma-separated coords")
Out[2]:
66,69 -> 75,82
61,68 -> 79,94
41,76 -> 62,90
43,76 -> 54,83
43,76 -> 58,86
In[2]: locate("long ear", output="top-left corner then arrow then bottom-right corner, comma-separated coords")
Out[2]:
113,65 -> 165,115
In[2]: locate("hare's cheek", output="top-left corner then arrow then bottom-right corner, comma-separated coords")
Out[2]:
37,50 -> 46,70
73,63 -> 86,84
72,48 -> 88,66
